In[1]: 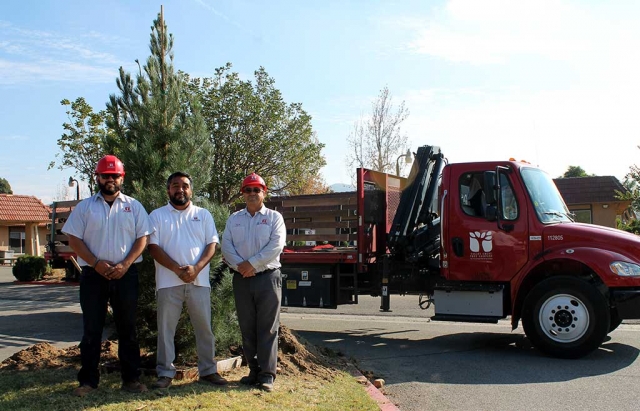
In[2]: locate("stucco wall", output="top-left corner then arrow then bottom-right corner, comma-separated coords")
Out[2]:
0,225 -> 49,254
0,226 -> 8,251
568,201 -> 626,228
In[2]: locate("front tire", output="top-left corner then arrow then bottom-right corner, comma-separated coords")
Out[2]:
609,309 -> 622,333
522,276 -> 609,359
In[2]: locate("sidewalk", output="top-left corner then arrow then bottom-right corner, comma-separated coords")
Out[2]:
0,266 -> 82,362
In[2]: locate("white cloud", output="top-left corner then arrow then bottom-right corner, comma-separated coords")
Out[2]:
400,85 -> 640,181
0,20 -> 124,84
370,1 -> 640,183
0,58 -> 115,84
405,0 -> 640,66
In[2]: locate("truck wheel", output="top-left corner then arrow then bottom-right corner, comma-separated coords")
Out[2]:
522,276 -> 609,359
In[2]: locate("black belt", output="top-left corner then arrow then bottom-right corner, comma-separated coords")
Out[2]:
231,268 -> 278,276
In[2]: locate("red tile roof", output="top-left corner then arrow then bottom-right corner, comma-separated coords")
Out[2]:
0,194 -> 51,223
553,176 -> 628,204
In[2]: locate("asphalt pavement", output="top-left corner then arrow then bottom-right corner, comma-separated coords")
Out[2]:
281,305 -> 640,411
0,266 -> 82,361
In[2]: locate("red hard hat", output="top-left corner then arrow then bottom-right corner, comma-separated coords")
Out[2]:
241,173 -> 267,191
95,155 -> 125,176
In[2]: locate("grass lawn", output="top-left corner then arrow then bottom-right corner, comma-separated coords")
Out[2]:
0,363 -> 379,411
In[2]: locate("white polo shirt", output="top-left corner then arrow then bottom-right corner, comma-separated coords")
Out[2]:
221,205 -> 286,273
62,192 -> 152,266
149,202 -> 219,290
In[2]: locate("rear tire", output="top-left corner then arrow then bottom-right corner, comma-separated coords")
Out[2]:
522,276 -> 609,359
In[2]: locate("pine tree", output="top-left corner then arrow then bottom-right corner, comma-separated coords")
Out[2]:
106,8 -> 213,209
105,8 -> 238,357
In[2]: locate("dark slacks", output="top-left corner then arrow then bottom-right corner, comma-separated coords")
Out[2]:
78,264 -> 140,388
232,269 -> 282,378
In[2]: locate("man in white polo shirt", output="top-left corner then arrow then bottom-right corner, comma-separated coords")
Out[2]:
148,171 -> 227,389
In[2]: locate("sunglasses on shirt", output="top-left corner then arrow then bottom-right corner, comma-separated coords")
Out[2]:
99,173 -> 122,180
243,187 -> 262,194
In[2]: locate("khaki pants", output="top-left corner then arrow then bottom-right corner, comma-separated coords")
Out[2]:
156,284 -> 217,378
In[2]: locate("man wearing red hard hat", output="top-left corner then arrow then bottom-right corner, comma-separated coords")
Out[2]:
63,155 -> 152,396
221,173 -> 286,392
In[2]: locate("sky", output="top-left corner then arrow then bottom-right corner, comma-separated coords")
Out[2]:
2,0 -> 640,204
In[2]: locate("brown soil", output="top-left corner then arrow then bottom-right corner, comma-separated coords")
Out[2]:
277,324 -> 340,380
0,340 -> 117,371
14,268 -> 71,284
0,325 -> 343,381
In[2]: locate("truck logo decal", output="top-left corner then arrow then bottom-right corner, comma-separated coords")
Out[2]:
470,231 -> 492,252
530,236 -> 542,241
470,231 -> 493,260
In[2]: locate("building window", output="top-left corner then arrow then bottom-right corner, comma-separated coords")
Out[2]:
572,209 -> 592,224
9,226 -> 25,253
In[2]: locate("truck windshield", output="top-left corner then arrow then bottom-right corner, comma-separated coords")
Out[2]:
521,168 -> 573,224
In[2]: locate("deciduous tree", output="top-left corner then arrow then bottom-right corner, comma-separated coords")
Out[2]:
49,97 -> 109,195
619,150 -> 640,213
0,177 -> 12,194
346,86 -> 410,177
185,64 -> 326,204
559,165 -> 593,178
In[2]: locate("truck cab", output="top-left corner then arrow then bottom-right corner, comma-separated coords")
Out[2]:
436,158 -> 640,358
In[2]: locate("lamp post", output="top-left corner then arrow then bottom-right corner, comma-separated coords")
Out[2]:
68,176 -> 80,200
395,149 -> 413,176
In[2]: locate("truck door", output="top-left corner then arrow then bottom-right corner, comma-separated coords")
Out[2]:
445,169 -> 528,282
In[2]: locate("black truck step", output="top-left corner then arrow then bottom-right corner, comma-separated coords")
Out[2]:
431,314 -> 502,324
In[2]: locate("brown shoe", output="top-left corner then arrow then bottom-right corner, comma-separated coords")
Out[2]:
121,380 -> 148,393
199,372 -> 228,386
72,384 -> 96,397
152,376 -> 172,389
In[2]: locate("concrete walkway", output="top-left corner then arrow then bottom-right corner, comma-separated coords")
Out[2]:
0,266 -> 82,361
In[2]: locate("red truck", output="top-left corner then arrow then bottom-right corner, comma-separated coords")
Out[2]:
44,199 -> 81,281
276,145 -> 640,359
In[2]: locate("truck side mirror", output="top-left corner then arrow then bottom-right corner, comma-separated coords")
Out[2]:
483,171 -> 497,205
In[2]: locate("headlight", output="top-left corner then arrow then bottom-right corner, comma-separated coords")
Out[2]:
610,261 -> 640,277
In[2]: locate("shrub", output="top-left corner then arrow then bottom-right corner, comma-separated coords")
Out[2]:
12,256 -> 47,282
211,265 -> 242,356
619,219 -> 640,234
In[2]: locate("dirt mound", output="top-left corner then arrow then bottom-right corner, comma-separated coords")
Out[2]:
277,324 -> 340,380
0,340 -> 118,371
1,327 -> 342,381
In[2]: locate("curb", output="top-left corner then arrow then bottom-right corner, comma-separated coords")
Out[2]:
343,361 -> 400,411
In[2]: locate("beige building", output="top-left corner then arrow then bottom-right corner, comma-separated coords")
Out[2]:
0,194 -> 51,259
553,176 -> 632,228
